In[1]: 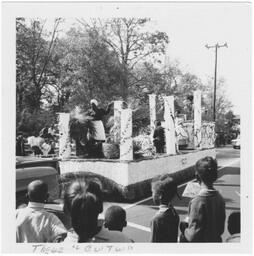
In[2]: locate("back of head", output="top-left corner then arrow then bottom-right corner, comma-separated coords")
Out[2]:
195,157 -> 218,186
71,192 -> 100,242
63,179 -> 103,215
151,175 -> 177,205
27,180 -> 48,203
104,205 -> 126,231
63,180 -> 87,215
228,211 -> 240,235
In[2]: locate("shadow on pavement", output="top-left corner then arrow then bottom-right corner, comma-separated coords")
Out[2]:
214,183 -> 240,187
226,206 -> 240,211
218,166 -> 240,176
223,197 -> 234,204
172,196 -> 191,207
147,205 -> 188,215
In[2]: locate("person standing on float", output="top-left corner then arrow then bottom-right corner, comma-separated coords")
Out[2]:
87,99 -> 113,157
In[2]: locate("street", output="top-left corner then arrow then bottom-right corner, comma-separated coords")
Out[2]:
103,146 -> 240,242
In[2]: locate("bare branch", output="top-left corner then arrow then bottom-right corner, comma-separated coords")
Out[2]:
37,18 -> 62,88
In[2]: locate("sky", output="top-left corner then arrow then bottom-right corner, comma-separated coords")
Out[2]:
153,3 -> 251,115
41,2 -> 251,115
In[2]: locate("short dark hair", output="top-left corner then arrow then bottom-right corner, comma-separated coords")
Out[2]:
63,179 -> 103,215
27,180 -> 48,203
151,176 -> 177,205
63,180 -> 87,215
104,206 -> 127,231
157,121 -> 161,126
71,192 -> 100,242
228,211 -> 240,235
195,157 -> 218,185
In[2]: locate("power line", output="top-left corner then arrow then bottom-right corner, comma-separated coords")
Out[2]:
205,42 -> 228,123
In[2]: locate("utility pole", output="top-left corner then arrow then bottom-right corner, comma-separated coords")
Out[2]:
205,42 -> 228,122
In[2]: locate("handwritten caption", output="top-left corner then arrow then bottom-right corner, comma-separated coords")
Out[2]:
32,244 -> 134,254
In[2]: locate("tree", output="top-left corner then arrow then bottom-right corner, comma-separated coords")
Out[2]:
224,110 -> 237,136
202,78 -> 233,131
77,18 -> 169,100
16,18 -> 62,110
16,18 -> 62,132
51,26 -> 124,111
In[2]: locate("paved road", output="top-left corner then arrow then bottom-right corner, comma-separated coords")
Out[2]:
103,146 -> 240,242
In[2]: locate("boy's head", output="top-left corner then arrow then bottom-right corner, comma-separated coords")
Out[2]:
63,180 -> 87,215
26,180 -> 49,203
195,157 -> 218,186
71,192 -> 100,242
63,179 -> 103,215
228,211 -> 240,235
104,206 -> 127,232
151,176 -> 178,205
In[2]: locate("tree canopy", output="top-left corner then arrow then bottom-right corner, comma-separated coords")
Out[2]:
16,18 -> 236,136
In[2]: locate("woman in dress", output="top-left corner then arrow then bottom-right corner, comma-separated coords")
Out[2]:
86,99 -> 113,157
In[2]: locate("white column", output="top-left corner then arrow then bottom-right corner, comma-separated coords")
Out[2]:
120,109 -> 133,160
58,113 -> 71,158
113,101 -> 122,143
194,90 -> 202,150
163,96 -> 176,155
149,94 -> 156,142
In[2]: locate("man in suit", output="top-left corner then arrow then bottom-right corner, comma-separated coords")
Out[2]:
153,121 -> 165,153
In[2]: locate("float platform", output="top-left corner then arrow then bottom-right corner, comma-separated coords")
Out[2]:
59,148 -> 216,201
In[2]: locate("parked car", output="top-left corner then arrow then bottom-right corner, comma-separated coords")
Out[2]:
231,135 -> 240,149
16,156 -> 61,207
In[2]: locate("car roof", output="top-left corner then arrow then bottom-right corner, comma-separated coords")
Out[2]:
16,156 -> 57,164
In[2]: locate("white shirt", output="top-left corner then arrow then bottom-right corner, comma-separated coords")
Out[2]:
41,142 -> 51,156
16,202 -> 67,243
27,136 -> 44,148
27,136 -> 36,147
226,233 -> 240,242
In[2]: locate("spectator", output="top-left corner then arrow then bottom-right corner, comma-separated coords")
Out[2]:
63,179 -> 103,220
16,180 -> 67,243
27,132 -> 44,156
48,138 -> 56,155
63,180 -> 132,243
16,133 -> 25,156
226,212 -> 240,242
181,157 -> 225,242
27,132 -> 36,148
150,176 -> 179,242
104,205 -> 127,232
40,126 -> 49,139
48,124 -> 56,137
70,192 -> 101,242
40,138 -> 52,156
153,121 -> 165,153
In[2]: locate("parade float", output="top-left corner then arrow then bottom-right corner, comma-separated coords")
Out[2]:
57,90 -> 216,201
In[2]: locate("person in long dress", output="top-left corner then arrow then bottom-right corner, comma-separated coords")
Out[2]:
86,99 -> 113,157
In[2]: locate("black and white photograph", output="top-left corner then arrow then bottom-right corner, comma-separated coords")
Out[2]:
1,1 -> 252,254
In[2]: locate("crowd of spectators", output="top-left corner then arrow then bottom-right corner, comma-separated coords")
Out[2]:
16,125 -> 57,157
16,156 -> 240,243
